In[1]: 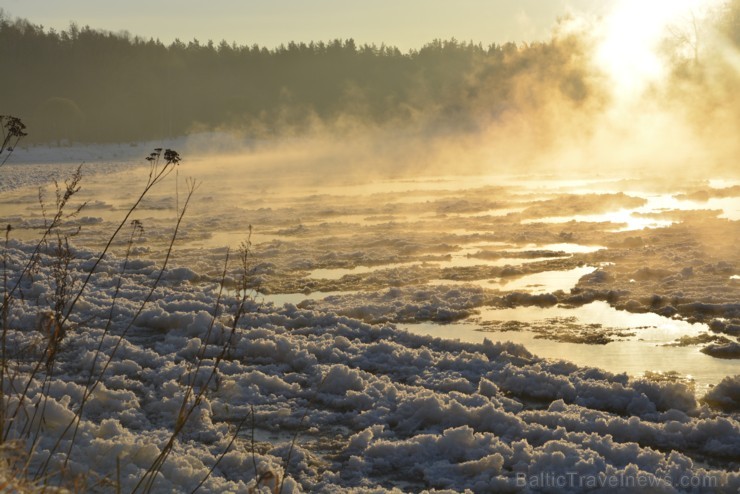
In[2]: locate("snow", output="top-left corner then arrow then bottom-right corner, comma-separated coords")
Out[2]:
3,236 -> 738,491
1,151 -> 738,492
703,376 -> 740,412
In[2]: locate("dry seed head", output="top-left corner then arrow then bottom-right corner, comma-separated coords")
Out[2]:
1,115 -> 27,138
163,149 -> 181,165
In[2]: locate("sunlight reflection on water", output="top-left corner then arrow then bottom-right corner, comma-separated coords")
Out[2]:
400,301 -> 729,395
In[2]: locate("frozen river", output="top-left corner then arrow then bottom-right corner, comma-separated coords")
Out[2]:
2,143 -> 739,492
5,151 -> 736,394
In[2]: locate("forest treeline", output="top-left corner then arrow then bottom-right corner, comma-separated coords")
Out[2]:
0,11 -> 600,144
1,2 -> 738,145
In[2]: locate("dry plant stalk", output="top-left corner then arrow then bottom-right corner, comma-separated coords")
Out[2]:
1,132 -> 272,493
40,151 -> 187,481
135,231 -> 255,494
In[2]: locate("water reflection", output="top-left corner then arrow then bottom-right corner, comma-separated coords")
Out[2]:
489,266 -> 596,293
508,243 -> 605,254
259,290 -> 357,306
309,262 -> 423,280
523,209 -> 674,231
400,301 -> 729,395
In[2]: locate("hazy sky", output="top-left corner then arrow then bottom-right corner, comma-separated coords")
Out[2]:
1,0 -> 617,50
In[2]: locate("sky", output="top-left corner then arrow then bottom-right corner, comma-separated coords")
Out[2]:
0,0 -> 617,50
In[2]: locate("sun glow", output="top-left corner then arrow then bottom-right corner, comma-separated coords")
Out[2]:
596,0 -> 720,101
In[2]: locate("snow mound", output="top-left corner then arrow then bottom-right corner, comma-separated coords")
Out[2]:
702,375 -> 740,412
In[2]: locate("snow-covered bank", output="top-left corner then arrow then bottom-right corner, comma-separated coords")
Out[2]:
0,135 -> 216,192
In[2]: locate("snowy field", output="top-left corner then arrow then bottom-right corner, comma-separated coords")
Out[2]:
0,143 -> 739,492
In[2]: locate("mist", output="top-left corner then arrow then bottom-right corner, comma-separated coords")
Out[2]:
143,1 -> 738,188
0,0 -> 740,191
2,2 -> 738,182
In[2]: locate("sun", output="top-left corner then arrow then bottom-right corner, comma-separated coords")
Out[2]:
595,0 -> 722,101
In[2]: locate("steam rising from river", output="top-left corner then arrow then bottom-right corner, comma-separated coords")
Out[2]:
174,0 -> 739,188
